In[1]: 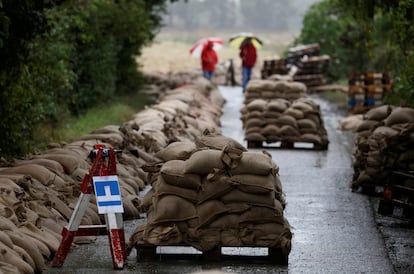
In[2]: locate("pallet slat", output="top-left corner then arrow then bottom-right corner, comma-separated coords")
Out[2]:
247,140 -> 328,151
134,244 -> 289,265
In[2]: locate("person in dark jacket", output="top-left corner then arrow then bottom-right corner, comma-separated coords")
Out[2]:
201,41 -> 218,80
239,37 -> 257,92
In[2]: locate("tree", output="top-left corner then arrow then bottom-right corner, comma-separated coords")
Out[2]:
0,0 -> 172,157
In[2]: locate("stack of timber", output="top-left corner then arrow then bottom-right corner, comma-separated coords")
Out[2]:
348,72 -> 392,114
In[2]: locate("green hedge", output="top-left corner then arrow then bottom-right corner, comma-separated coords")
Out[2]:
0,0 -> 170,157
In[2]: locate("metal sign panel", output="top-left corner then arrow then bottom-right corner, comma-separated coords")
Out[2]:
93,175 -> 124,214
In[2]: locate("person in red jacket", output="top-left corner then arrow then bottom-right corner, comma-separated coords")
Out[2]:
201,41 -> 218,80
239,37 -> 257,92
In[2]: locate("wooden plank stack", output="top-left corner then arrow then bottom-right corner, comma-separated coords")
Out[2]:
261,58 -> 289,79
348,72 -> 392,114
260,43 -> 330,88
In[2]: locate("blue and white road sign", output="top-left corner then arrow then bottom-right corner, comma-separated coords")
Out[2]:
93,175 -> 124,214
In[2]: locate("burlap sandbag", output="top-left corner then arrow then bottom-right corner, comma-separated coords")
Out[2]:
262,124 -> 281,137
143,223 -> 183,245
291,101 -> 314,112
279,125 -> 301,137
297,119 -> 317,130
356,120 -> 382,133
220,229 -> 243,246
160,160 -> 201,190
221,144 -> 244,169
187,228 -> 221,251
184,149 -> 225,175
284,108 -> 304,120
246,110 -> 265,120
276,115 -> 298,128
245,126 -> 263,134
155,141 -> 197,161
196,132 -> 247,152
245,118 -> 266,128
245,132 -> 266,142
239,206 -> 284,224
246,99 -> 268,112
263,111 -> 282,119
208,213 -> 241,229
364,105 -> 393,121
221,189 -> 276,208
154,176 -> 198,203
306,113 -> 321,127
240,221 -> 292,249
196,200 -> 230,228
230,151 -> 278,176
0,164 -> 58,187
230,174 -> 277,194
267,100 -> 289,112
300,133 -> 322,144
151,195 -> 197,224
12,158 -> 65,174
384,107 -> 414,126
33,153 -> 81,174
0,241 -> 34,274
198,172 -> 235,202
370,126 -> 399,140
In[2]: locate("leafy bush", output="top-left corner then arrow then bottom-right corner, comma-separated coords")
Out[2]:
0,0 -> 170,158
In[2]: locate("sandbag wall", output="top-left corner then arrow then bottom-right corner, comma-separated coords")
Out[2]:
0,74 -> 225,273
241,79 -> 329,147
129,133 -> 292,256
351,105 -> 414,190
243,79 -> 306,105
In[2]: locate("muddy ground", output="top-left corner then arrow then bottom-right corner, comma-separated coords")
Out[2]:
45,86 -> 413,274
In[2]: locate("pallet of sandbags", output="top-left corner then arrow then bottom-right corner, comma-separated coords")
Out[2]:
244,79 -> 307,105
241,97 -> 329,151
350,105 -> 414,193
128,132 -> 292,266
378,171 -> 414,220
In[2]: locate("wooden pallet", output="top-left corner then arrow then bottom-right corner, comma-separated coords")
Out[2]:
247,140 -> 328,151
377,171 -> 414,219
135,244 -> 288,265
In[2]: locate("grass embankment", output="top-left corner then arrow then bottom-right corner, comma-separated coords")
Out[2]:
34,91 -> 153,150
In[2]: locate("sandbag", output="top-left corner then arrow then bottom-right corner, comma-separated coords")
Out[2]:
151,195 -> 197,224
160,160 -> 201,190
184,149 -> 225,175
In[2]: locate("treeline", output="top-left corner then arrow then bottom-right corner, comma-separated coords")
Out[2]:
0,0 -> 173,158
293,0 -> 414,106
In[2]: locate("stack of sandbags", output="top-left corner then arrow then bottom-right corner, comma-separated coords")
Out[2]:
142,70 -> 215,98
351,105 -> 414,190
0,140 -> 145,273
244,79 -> 307,105
0,73 -> 226,272
129,132 -> 292,256
120,82 -> 224,153
240,97 -> 329,146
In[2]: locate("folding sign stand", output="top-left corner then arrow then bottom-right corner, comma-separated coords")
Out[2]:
52,144 -> 127,269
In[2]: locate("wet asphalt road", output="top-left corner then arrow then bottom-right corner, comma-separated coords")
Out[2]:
45,86 -> 397,274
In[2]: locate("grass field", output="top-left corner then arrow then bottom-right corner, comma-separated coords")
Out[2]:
137,30 -> 298,73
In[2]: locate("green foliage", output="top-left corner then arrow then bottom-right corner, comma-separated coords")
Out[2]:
295,0 -> 414,107
0,0 -> 169,158
293,0 -> 370,82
